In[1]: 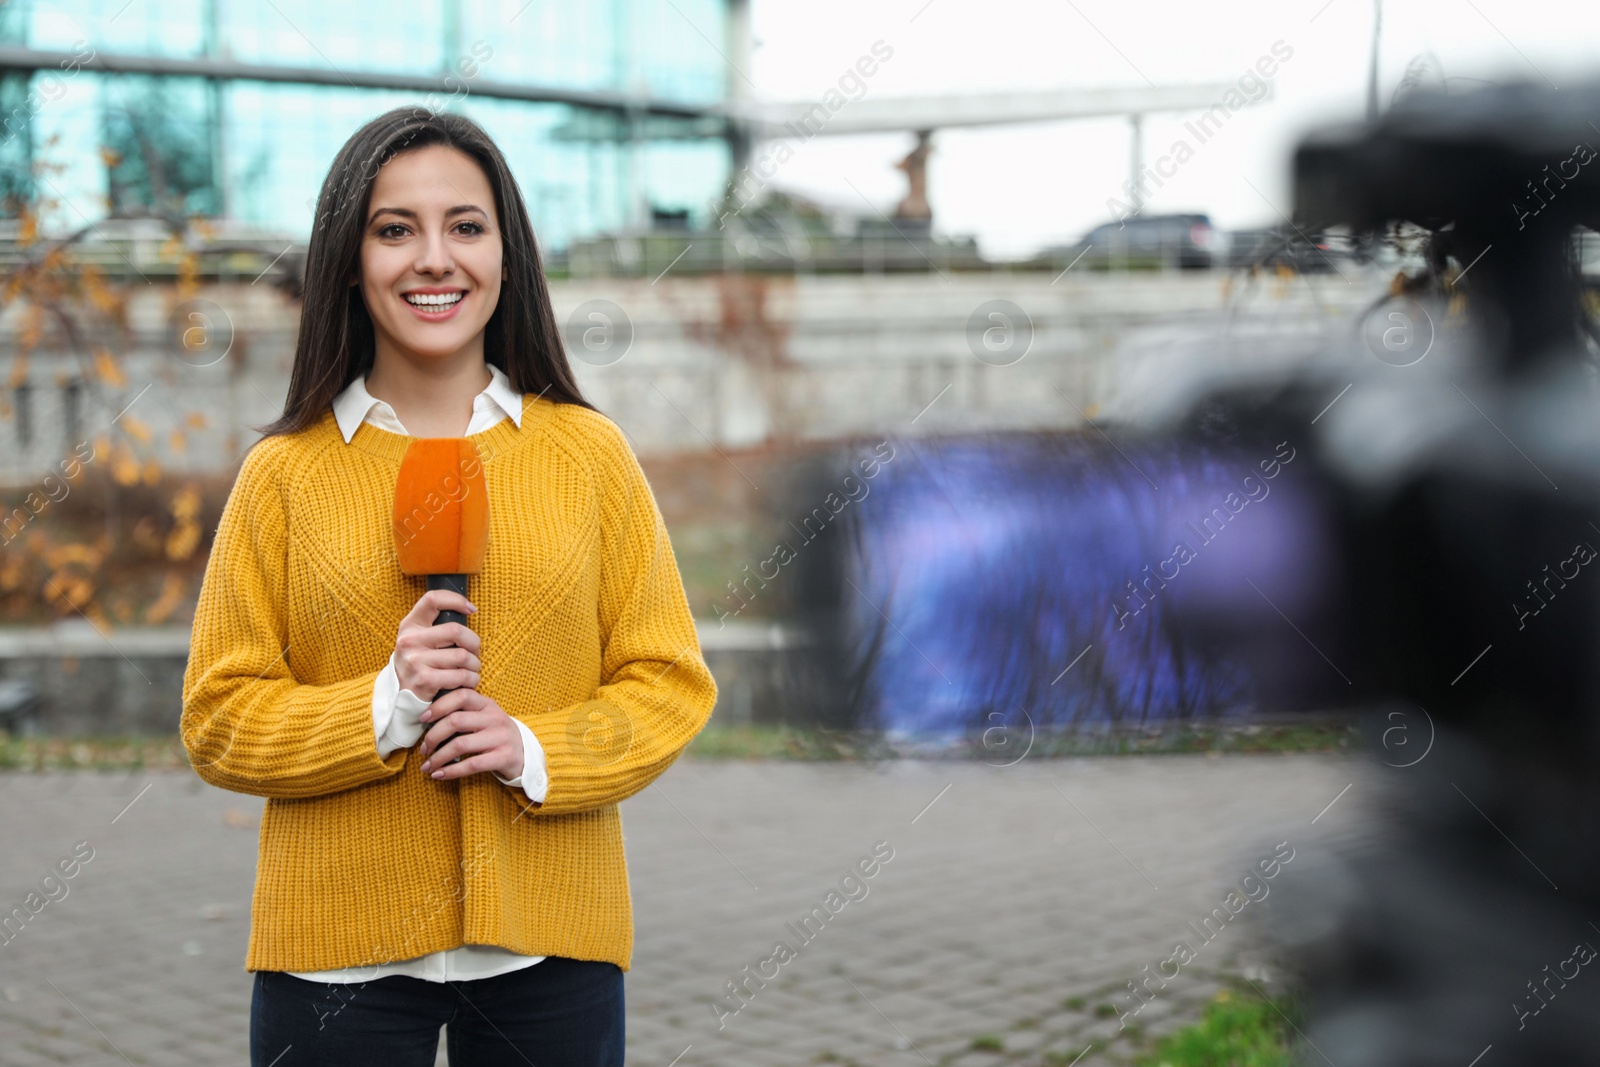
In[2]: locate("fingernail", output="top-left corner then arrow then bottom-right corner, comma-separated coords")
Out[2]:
421,760 -> 431,771
431,771 -> 444,780
467,605 -> 478,614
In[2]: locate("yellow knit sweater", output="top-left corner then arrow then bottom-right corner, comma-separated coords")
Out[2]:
180,394 -> 717,974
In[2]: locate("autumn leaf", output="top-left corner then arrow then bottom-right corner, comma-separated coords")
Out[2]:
111,449 -> 141,486
45,543 -> 104,567
178,252 -> 201,300
165,520 -> 200,561
93,347 -> 126,388
145,573 -> 185,623
45,573 -> 94,610
170,485 -> 200,521
169,429 -> 186,454
119,415 -> 151,444
0,554 -> 23,591
83,266 -> 121,314
184,411 -> 208,430
18,305 -> 42,351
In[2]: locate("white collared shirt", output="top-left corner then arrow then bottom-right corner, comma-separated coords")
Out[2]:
289,362 -> 549,984
330,360 -> 527,443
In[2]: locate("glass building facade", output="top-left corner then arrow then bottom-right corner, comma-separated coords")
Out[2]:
0,0 -> 734,250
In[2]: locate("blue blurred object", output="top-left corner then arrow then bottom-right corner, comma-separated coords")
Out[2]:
817,431 -> 1337,740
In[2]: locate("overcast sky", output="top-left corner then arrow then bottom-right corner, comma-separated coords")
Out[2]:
745,0 -> 1600,258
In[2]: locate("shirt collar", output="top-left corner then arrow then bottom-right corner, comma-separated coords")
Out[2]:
331,363 -> 524,444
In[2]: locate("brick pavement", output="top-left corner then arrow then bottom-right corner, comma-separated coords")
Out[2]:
0,754 -> 1377,1066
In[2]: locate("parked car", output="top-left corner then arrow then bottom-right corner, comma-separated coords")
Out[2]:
1054,213 -> 1224,271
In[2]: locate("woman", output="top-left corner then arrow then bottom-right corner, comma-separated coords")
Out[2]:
181,107 -> 717,1067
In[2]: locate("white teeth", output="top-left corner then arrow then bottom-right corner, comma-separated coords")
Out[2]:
404,291 -> 465,308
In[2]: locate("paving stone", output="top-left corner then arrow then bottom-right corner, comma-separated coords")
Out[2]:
0,755 -> 1374,1065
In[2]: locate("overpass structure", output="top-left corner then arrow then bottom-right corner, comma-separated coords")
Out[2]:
723,82 -> 1266,217
730,84 -> 1259,138
0,21 -> 1264,230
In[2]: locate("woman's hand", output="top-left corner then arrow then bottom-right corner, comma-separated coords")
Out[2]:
394,590 -> 482,701
418,689 -> 525,781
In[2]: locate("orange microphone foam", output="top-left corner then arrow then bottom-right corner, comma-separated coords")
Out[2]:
393,438 -> 490,577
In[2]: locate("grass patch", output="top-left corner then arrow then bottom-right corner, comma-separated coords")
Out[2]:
0,734 -> 191,771
1026,722 -> 1355,757
0,721 -> 1357,771
686,724 -> 897,760
685,722 -> 1356,760
970,1035 -> 1005,1052
1132,987 -> 1303,1067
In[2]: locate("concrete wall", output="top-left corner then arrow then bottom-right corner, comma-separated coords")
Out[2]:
0,619 -> 807,736
0,270 -> 1382,486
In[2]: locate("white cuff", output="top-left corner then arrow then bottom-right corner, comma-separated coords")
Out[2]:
493,718 -> 549,805
374,652 -> 433,759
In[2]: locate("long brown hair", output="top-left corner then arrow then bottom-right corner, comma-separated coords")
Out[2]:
256,107 -> 593,438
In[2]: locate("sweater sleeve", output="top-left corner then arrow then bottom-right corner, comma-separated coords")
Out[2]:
181,440 -> 406,799
521,419 -> 717,816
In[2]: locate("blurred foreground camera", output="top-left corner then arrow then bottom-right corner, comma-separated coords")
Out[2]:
1153,80 -> 1600,1065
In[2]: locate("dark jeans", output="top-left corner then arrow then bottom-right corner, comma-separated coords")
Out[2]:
250,956 -> 624,1067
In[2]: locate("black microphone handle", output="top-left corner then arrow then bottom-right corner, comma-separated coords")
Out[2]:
426,573 -> 470,712
427,573 -> 471,629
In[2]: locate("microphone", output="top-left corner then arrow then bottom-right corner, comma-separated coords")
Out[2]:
393,438 -> 490,712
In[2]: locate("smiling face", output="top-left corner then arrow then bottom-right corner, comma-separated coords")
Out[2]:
356,144 -> 505,373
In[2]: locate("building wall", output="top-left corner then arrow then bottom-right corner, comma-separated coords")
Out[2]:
0,0 -> 732,243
